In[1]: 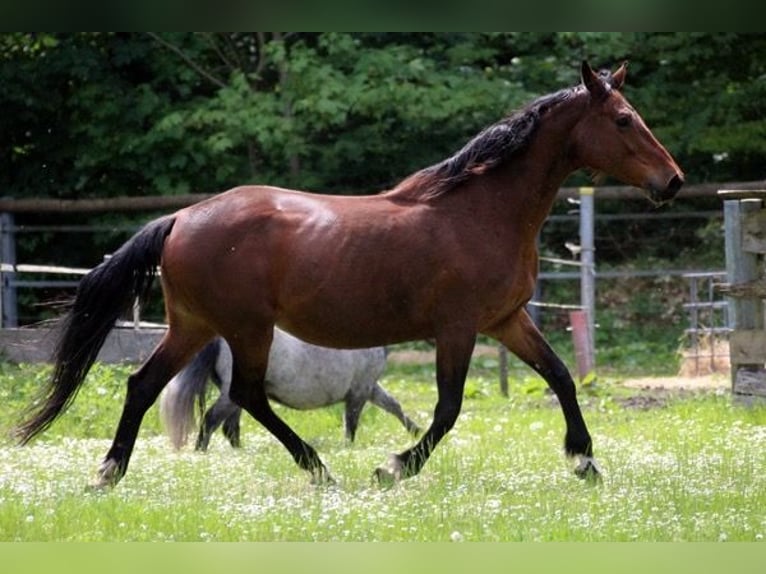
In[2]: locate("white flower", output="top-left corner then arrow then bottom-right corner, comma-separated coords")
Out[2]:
450,531 -> 464,542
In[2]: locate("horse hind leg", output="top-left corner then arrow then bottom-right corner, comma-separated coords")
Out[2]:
195,396 -> 240,451
94,326 -> 211,489
215,342 -> 242,448
196,342 -> 241,450
221,408 -> 242,448
227,335 -> 333,485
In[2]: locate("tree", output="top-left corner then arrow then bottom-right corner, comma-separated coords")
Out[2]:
5,32 -> 764,203
144,32 -> 531,193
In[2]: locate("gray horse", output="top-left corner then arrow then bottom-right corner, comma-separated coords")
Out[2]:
160,329 -> 421,450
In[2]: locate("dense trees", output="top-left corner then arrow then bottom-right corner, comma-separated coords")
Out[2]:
1,33 -> 765,324
3,33 -> 764,202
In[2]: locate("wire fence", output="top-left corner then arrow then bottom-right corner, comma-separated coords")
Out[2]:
681,271 -> 731,376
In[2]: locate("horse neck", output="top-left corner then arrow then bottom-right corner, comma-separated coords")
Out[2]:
472,95 -> 588,234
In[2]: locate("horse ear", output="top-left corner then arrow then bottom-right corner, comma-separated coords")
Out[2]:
611,61 -> 628,90
581,60 -> 607,99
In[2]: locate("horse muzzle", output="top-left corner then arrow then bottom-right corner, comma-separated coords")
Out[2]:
646,172 -> 684,205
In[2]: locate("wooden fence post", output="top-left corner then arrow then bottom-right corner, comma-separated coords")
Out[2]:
724,199 -> 763,331
569,309 -> 594,381
722,192 -> 766,400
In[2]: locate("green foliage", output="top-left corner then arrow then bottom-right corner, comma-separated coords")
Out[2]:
6,32 -> 764,203
0,362 -> 153,441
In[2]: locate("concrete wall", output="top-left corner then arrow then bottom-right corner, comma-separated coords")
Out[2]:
0,327 -> 166,364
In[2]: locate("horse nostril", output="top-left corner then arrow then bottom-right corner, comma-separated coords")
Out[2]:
667,174 -> 684,195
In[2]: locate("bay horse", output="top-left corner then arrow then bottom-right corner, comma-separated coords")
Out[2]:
16,61 -> 683,489
159,331 -> 420,451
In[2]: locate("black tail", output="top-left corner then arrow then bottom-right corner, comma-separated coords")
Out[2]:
15,215 -> 177,444
159,339 -> 221,449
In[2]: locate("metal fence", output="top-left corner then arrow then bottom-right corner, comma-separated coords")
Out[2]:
681,271 -> 731,375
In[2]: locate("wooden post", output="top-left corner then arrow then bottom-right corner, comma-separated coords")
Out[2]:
570,309 -> 594,381
724,199 -> 763,331
721,192 -> 766,400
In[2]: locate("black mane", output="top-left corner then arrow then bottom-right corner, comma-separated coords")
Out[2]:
391,86 -> 579,200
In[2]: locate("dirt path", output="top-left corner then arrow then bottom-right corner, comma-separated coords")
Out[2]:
387,344 -> 499,365
388,344 -> 730,391
621,374 -> 728,391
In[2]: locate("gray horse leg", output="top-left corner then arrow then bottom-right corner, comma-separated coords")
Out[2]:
221,408 -> 242,448
343,393 -> 366,443
369,383 -> 421,437
196,396 -> 240,451
199,340 -> 241,449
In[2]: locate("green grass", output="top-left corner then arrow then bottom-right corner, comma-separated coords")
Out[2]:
1,359 -> 765,541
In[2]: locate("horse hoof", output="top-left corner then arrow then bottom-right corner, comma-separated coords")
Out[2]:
85,480 -> 111,494
373,453 -> 403,488
87,458 -> 123,491
310,466 -> 336,487
574,456 -> 603,483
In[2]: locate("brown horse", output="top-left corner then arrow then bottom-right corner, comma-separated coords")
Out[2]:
16,61 -> 683,489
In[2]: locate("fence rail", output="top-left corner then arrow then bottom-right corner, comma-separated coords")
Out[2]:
2,183 -> 751,353
1,263 -> 90,275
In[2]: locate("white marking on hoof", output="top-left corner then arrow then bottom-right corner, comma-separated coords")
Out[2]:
373,453 -> 403,488
574,455 -> 603,481
87,458 -> 122,491
310,466 -> 336,487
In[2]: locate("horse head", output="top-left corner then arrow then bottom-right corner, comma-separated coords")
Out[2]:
573,61 -> 684,204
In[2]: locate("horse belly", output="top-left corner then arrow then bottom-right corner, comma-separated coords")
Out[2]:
278,301 -> 432,349
276,255 -> 440,348
264,357 -> 353,408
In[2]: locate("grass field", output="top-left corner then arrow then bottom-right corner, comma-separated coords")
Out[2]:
1,353 -> 765,542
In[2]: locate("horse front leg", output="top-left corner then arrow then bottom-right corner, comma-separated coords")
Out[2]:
374,330 -> 475,485
485,309 -> 601,481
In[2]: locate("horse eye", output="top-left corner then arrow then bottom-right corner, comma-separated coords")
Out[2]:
616,114 -> 632,128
